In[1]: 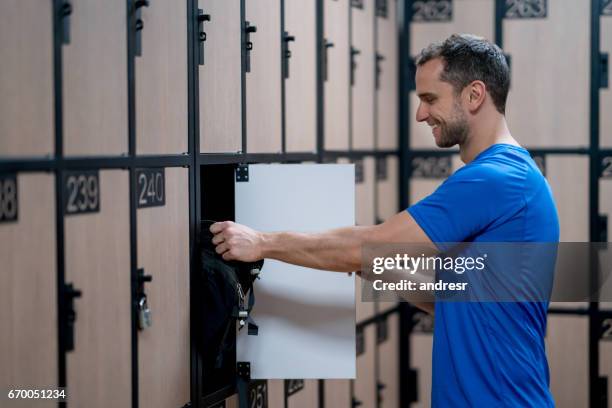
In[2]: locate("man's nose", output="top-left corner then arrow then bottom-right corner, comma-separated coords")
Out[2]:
415,102 -> 429,123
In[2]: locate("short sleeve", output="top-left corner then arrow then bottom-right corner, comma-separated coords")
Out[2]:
407,163 -> 523,243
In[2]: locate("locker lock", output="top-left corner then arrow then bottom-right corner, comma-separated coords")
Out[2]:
197,10 -> 211,65
283,32 -> 296,79
59,2 -> 73,45
64,283 -> 82,352
134,0 -> 150,57
322,39 -> 335,82
136,268 -> 153,330
244,22 -> 257,73
350,47 -> 361,86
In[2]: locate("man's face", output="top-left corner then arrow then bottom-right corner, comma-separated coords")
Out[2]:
415,58 -> 469,148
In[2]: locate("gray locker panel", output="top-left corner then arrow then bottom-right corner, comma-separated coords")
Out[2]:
199,0 -> 243,153
63,0 -> 128,156
0,1 -> 54,158
602,15 -> 612,148
285,0 -> 317,153
351,1 -> 375,150
137,168 -> 190,408
602,339 -> 612,407
504,0 -> 590,148
136,0 -> 188,155
324,0 -> 350,151
378,313 -> 399,408
0,174 -> 57,398
410,331 -> 433,408
65,170 -> 131,408
546,315 -> 589,408
286,380 -> 319,407
409,0 -> 494,149
376,0 -> 398,150
324,380 -> 351,407
354,325 -> 377,408
246,0 -> 282,153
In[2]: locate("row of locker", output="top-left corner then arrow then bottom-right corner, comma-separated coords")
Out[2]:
0,0 -> 399,159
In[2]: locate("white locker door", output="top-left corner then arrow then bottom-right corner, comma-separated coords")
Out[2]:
235,164 -> 356,379
199,0 -> 243,153
324,0 -> 350,151
285,0 -> 317,153
376,0 -> 398,150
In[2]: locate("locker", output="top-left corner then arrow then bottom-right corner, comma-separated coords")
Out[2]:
65,170 -> 131,407
409,0 -> 494,149
0,1 -> 54,158
408,155 -> 463,205
356,157 -> 376,321
286,380 -> 319,407
285,0 -> 317,153
63,0 -> 128,156
602,14 -> 612,148
546,315 -> 589,408
353,325 -> 377,408
600,179 -> 612,311
504,0 -> 590,148
375,0 -> 398,151
135,0 -> 188,155
351,0 -> 375,150
410,311 -> 433,408
246,0 -> 283,153
324,379 -> 351,408
324,0 -> 350,151
199,0 -> 243,153
137,168 -> 190,408
602,339 -> 612,407
377,313 -> 399,408
0,174 -> 57,395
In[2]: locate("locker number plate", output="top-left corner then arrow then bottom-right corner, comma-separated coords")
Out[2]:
136,168 -> 165,208
602,157 -> 612,178
0,173 -> 18,223
249,380 -> 268,408
412,0 -> 452,22
64,170 -> 100,215
411,156 -> 452,178
505,0 -> 547,19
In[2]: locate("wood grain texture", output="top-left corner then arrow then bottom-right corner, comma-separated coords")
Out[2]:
601,16 -> 612,147
246,0 -> 282,153
65,170 -> 131,408
63,0 -> 128,156
409,0 -> 494,149
324,0 -> 350,150
351,0 -> 375,150
356,157 -> 376,320
0,174 -> 57,395
599,179 -> 612,312
378,313 -> 399,408
376,0 -> 398,150
410,333 -> 433,408
354,325 -> 377,408
136,0 -> 188,155
285,0 -> 317,152
504,0 -> 590,148
601,340 -> 612,406
199,0 -> 243,153
0,1 -> 54,158
137,168 -> 190,408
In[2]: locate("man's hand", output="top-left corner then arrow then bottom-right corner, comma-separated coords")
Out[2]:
210,221 -> 265,262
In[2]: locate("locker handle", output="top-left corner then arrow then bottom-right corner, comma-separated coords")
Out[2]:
283,32 -> 296,79
352,397 -> 363,407
244,22 -> 257,73
64,283 -> 81,352
350,47 -> 361,86
60,2 -> 72,45
134,0 -> 150,57
322,40 -> 334,82
197,10 -> 211,65
375,53 -> 385,89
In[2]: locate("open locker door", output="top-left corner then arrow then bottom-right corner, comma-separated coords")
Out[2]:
235,164 -> 356,379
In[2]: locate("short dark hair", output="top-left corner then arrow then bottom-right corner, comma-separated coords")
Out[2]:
416,34 -> 510,114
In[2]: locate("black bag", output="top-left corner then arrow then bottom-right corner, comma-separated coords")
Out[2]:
198,220 -> 263,370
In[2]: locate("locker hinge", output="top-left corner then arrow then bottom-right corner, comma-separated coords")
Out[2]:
598,376 -> 608,408
600,53 -> 609,89
235,165 -> 249,182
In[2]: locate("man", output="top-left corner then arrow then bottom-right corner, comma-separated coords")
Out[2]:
211,34 -> 559,407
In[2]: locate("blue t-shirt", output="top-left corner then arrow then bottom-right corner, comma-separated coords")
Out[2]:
408,144 -> 560,407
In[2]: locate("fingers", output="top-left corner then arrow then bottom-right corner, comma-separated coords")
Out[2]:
215,242 -> 229,255
211,233 -> 225,245
210,220 -> 232,234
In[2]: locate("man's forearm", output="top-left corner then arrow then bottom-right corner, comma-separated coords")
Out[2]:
261,225 -> 377,272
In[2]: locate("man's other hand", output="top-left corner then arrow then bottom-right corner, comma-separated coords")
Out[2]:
210,221 -> 265,262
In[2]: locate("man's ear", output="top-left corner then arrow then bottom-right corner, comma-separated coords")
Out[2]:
465,80 -> 486,112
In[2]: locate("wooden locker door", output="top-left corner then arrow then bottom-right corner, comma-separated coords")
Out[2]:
375,0 -> 398,151
137,168 -> 190,408
285,0 -> 317,153
356,157 -> 376,321
377,313 -> 399,408
135,1 -> 188,155
267,380 -> 285,408
65,170 -> 131,408
600,178 -> 612,312
602,11 -> 612,147
286,380 -> 318,407
324,380 -> 351,407
353,325 -> 376,408
503,0 -> 590,148
324,0 -> 350,151
0,174 -> 57,398
246,0 -> 282,153
63,0 -> 128,156
409,0 -> 494,149
546,315 -> 589,408
199,0 -> 243,153
351,0 -> 375,150
0,1 -> 54,158
410,310 -> 433,408
602,338 -> 612,408
408,155 -> 463,205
